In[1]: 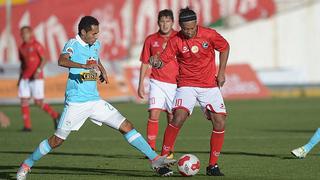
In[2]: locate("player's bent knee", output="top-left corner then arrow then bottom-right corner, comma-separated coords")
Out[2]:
53,128 -> 71,147
119,119 -> 134,134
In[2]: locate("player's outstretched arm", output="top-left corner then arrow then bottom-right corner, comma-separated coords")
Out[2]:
58,54 -> 97,69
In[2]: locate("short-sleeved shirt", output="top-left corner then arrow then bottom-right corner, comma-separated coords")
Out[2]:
140,31 -> 178,84
160,26 -> 229,88
19,38 -> 45,79
61,35 -> 101,103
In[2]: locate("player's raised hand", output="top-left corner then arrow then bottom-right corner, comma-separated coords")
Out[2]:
138,84 -> 145,99
216,73 -> 226,88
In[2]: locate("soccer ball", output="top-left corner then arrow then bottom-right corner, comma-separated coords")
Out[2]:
177,154 -> 200,176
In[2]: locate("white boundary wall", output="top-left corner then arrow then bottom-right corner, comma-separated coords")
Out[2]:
219,2 -> 320,84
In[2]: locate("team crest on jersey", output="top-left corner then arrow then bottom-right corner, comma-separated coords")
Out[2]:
191,45 -> 199,53
202,42 -> 209,49
152,41 -> 160,47
28,47 -> 34,52
182,46 -> 189,53
66,47 -> 73,56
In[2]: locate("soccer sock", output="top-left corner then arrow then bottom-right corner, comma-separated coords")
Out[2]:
303,128 -> 320,153
209,129 -> 225,165
41,103 -> 59,119
161,124 -> 180,156
23,139 -> 52,168
21,104 -> 31,129
147,118 -> 159,150
124,129 -> 158,160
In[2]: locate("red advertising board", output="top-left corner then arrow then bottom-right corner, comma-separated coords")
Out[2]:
125,64 -> 270,100
0,0 -> 276,64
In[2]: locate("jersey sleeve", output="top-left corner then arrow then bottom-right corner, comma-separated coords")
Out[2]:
35,42 -> 45,57
139,37 -> 151,64
159,38 -> 177,64
210,30 -> 229,52
62,39 -> 76,57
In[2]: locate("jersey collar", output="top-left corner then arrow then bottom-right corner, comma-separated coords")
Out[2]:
76,35 -> 88,47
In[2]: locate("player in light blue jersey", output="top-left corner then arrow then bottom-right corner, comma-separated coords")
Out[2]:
17,16 -> 175,180
291,128 -> 320,158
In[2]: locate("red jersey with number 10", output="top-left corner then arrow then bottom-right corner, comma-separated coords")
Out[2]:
19,38 -> 45,79
140,31 -> 178,84
160,26 -> 229,88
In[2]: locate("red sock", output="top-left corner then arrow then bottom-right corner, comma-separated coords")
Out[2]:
41,103 -> 59,119
147,119 -> 158,150
21,105 -> 31,129
161,124 -> 180,156
209,129 -> 225,165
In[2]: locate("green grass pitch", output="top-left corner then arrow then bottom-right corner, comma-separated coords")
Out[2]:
0,98 -> 319,179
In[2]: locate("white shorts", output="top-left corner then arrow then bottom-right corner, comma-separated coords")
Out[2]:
173,87 -> 227,116
56,100 -> 126,131
18,79 -> 44,99
148,79 -> 177,113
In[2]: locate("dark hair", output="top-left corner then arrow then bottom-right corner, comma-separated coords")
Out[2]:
20,26 -> 32,32
78,16 -> 99,36
179,7 -> 197,23
158,9 -> 174,22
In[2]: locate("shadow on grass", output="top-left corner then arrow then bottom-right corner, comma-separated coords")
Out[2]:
175,150 -> 318,160
0,165 -> 166,178
0,151 -> 143,159
260,129 -> 315,133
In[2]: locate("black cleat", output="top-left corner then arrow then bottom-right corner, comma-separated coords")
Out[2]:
22,127 -> 32,132
155,166 -> 173,177
206,164 -> 224,176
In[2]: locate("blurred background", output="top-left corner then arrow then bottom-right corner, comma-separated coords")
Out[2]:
1,0 -> 320,104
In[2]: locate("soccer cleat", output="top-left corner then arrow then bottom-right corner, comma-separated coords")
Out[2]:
167,152 -> 174,160
17,163 -> 30,180
206,164 -> 224,176
154,166 -> 173,176
291,147 -> 307,158
151,155 -> 176,169
22,127 -> 32,132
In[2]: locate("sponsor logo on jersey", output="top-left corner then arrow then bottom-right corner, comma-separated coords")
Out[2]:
202,42 -> 209,49
191,45 -> 199,53
152,41 -> 160,47
80,69 -> 98,81
182,46 -> 189,53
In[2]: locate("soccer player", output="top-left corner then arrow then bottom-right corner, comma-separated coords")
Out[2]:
138,9 -> 178,155
18,26 -> 60,131
16,16 -> 175,180
291,128 -> 320,158
149,7 -> 230,176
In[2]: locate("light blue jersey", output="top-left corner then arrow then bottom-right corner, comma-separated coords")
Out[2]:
61,35 -> 101,103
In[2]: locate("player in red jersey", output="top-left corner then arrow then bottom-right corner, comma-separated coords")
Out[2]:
18,26 -> 60,131
150,7 -> 230,176
138,9 -> 178,156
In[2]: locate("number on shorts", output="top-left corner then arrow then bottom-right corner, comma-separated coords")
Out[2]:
175,99 -> 182,107
150,97 -> 155,105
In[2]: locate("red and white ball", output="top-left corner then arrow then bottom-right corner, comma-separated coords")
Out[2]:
177,154 -> 200,176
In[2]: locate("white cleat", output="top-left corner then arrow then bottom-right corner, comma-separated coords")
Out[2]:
16,164 -> 30,180
151,155 -> 176,169
291,147 -> 307,158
